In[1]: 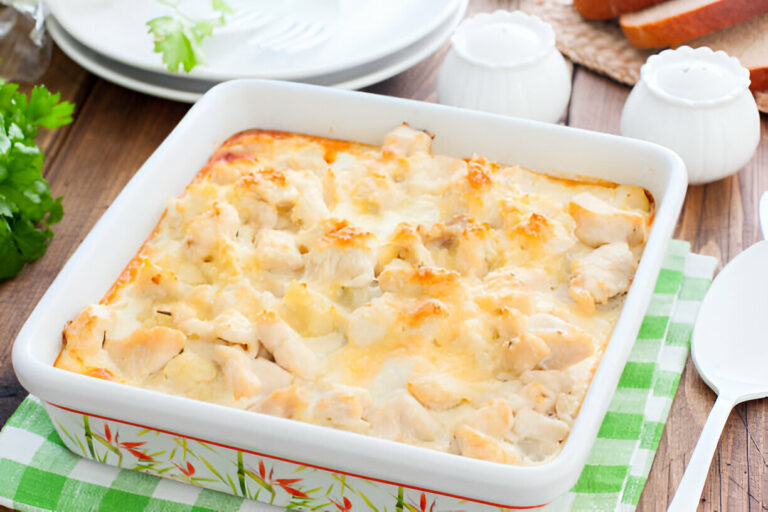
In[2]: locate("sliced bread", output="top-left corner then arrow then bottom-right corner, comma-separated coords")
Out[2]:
621,0 -> 768,48
690,12 -> 768,91
574,0 -> 667,20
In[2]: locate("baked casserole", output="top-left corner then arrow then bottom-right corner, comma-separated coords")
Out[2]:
55,124 -> 653,465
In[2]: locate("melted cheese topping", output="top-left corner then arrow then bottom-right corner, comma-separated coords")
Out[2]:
55,125 -> 653,465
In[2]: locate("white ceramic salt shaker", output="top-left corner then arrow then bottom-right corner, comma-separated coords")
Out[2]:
437,10 -> 571,123
621,46 -> 760,185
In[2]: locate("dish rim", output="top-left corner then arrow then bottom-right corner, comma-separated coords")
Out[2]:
12,79 -> 688,507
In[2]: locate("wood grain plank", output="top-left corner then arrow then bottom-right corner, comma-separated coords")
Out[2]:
0,80 -> 189,421
569,63 -> 768,511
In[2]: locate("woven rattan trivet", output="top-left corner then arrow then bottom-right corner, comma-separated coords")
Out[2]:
515,0 -> 768,114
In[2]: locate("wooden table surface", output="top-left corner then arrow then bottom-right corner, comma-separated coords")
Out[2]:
1,1 -> 766,510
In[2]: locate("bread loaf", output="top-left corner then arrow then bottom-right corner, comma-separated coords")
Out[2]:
690,12 -> 768,91
621,0 -> 768,49
573,0 -> 667,20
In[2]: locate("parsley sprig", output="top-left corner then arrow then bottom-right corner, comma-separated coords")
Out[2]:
0,83 -> 74,281
147,0 -> 232,73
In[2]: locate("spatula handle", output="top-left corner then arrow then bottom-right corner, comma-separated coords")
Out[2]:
668,394 -> 736,511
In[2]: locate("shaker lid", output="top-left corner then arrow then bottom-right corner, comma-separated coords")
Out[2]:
451,10 -> 555,68
641,46 -> 751,107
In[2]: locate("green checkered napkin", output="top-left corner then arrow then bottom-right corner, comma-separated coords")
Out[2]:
0,240 -> 717,512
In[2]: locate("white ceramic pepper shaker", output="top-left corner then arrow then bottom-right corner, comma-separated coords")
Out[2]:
437,10 -> 571,124
621,46 -> 760,185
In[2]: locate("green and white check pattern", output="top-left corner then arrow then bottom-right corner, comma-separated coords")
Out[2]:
0,240 -> 717,512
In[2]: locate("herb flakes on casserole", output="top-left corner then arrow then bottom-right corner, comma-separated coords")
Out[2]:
55,124 -> 653,465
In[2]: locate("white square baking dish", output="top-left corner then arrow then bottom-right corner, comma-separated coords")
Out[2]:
12,79 -> 687,509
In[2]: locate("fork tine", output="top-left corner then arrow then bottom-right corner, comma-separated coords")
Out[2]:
269,23 -> 323,51
228,10 -> 272,30
259,22 -> 308,48
282,25 -> 333,53
247,18 -> 295,46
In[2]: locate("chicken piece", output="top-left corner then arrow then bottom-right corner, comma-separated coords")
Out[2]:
311,385 -> 372,432
251,358 -> 293,395
288,170 -> 328,228
184,201 -> 240,260
569,193 -> 647,247
302,220 -> 377,289
555,393 -> 580,422
378,263 -> 462,299
462,398 -> 514,438
257,385 -> 308,419
520,382 -> 557,415
213,345 -> 262,400
254,311 -> 318,379
237,195 -> 278,231
368,390 -> 442,443
496,306 -> 527,340
243,168 -> 299,207
346,297 -> 399,347
63,304 -> 115,358
407,373 -> 464,411
525,314 -> 594,370
382,124 -> 432,157
482,265 -> 551,295
455,221 -> 498,278
213,281 -> 278,318
419,217 -> 498,277
105,327 -> 186,381
213,309 -> 260,357
454,425 -> 519,464
131,261 -> 188,302
570,242 -> 637,312
514,408 -> 570,443
254,229 -> 304,272
376,223 -> 434,272
502,332 -> 551,374
350,170 -> 400,214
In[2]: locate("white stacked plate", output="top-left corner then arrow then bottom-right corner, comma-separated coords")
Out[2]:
45,0 -> 467,102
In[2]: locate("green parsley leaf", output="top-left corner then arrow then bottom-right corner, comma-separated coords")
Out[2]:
147,0 -> 231,73
0,84 -> 74,281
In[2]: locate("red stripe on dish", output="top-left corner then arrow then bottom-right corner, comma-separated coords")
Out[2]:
47,401 -> 548,509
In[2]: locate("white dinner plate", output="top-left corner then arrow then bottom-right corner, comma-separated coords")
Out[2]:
46,0 -> 462,82
46,0 -> 467,103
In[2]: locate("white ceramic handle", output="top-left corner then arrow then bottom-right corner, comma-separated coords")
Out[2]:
759,191 -> 768,240
668,394 -> 735,511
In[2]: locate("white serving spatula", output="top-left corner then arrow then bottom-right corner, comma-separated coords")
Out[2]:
667,239 -> 768,510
